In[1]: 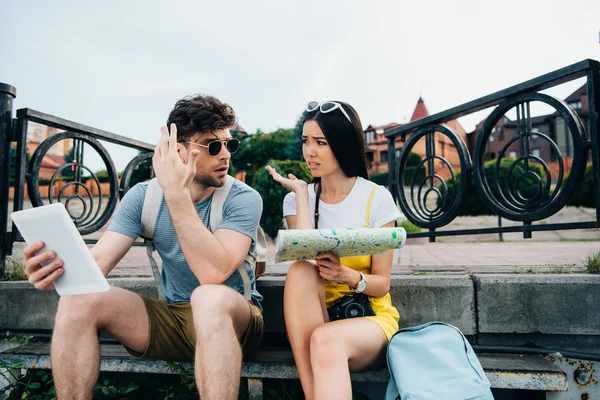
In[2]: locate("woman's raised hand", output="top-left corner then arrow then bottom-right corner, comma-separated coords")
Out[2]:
265,165 -> 308,193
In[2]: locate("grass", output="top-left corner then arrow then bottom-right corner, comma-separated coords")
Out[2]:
550,265 -> 573,274
512,267 -> 535,274
584,250 -> 600,273
3,257 -> 27,281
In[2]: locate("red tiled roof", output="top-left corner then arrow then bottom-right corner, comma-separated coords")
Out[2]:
41,153 -> 66,169
410,97 -> 429,122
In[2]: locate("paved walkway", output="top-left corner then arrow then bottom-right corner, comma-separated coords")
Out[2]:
7,205 -> 600,278
65,239 -> 597,278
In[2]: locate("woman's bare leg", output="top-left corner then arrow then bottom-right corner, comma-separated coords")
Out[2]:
284,261 -> 328,400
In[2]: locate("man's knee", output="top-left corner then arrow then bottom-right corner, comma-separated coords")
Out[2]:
190,285 -> 240,330
55,288 -> 111,329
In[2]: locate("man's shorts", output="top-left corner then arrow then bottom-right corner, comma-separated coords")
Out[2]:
125,294 -> 264,362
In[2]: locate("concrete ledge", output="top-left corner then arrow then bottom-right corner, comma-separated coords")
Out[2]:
0,278 -> 157,330
474,274 -> 600,335
255,275 -> 476,334
1,275 -> 597,343
390,275 -> 475,334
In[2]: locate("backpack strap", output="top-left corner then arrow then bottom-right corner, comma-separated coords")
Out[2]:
141,176 -> 261,302
365,185 -> 378,228
210,175 -> 252,301
141,178 -> 164,298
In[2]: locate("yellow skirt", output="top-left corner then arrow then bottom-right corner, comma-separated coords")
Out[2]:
325,255 -> 400,341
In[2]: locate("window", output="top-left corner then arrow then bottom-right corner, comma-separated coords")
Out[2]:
509,151 -> 517,158
531,127 -> 539,133
531,148 -> 541,158
380,151 -> 388,163
35,129 -> 42,142
555,117 -> 573,158
395,149 -> 401,160
489,134 -> 495,143
569,101 -> 582,110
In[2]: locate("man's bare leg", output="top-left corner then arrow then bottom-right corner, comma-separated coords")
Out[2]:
190,285 -> 252,400
51,287 -> 150,400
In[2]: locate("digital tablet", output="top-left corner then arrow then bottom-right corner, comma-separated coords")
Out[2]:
10,203 -> 110,296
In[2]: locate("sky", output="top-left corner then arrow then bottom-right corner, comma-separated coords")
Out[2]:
1,0 -> 599,171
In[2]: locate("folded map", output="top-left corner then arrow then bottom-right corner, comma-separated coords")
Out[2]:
275,227 -> 407,262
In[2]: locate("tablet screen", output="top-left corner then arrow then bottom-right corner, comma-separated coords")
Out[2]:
10,203 -> 110,296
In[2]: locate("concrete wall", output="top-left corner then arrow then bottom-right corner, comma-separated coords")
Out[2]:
1,274 -> 598,350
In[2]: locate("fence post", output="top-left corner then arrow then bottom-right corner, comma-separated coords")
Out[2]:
0,83 -> 16,280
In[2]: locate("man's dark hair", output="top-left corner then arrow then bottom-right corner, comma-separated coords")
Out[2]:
166,95 -> 237,142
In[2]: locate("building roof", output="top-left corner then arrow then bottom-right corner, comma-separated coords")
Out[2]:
41,153 -> 66,169
564,83 -> 586,103
410,97 -> 430,122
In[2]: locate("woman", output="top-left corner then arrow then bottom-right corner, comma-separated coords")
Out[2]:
266,101 -> 401,400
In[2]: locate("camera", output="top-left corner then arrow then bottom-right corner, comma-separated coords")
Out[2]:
327,293 -> 375,321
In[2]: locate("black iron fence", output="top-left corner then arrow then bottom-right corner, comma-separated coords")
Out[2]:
1,59 -> 599,278
386,59 -> 600,240
0,86 -> 155,278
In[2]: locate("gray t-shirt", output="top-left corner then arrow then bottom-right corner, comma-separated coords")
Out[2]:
108,180 -> 263,308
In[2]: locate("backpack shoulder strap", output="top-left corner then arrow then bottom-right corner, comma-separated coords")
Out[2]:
209,175 -> 235,233
210,175 -> 253,300
140,178 -> 164,298
141,178 -> 163,239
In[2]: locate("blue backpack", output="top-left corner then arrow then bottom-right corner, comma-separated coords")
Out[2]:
385,322 -> 494,400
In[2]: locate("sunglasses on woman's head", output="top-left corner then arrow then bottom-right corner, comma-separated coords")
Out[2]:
185,138 -> 241,156
306,101 -> 352,123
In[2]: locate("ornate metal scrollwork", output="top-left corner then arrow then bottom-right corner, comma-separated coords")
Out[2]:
119,152 -> 154,199
473,93 -> 587,221
396,124 -> 472,228
27,131 -> 119,235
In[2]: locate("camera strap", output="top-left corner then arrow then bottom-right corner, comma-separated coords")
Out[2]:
314,182 -> 322,229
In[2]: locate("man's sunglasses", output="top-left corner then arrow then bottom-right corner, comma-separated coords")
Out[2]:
306,101 -> 352,123
185,138 -> 241,156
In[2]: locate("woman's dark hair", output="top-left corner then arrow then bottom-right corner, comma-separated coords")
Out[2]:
166,94 -> 237,142
303,101 -> 369,182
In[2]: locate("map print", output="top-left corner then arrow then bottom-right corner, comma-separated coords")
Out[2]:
275,227 -> 407,262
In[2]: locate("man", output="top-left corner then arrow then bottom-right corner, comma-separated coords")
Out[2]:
23,95 -> 264,399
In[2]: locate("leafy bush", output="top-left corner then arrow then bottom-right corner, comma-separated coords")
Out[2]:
253,159 -> 312,239
370,172 -> 389,186
406,151 -> 422,167
439,158 -> 546,216
370,167 -> 425,188
91,170 -> 123,183
566,164 -> 593,208
398,219 -> 422,234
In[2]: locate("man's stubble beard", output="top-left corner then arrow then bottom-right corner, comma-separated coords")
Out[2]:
193,172 -> 226,188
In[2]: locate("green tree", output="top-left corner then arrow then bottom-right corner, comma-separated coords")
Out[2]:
285,110 -> 308,161
235,129 -> 293,175
253,159 -> 312,238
